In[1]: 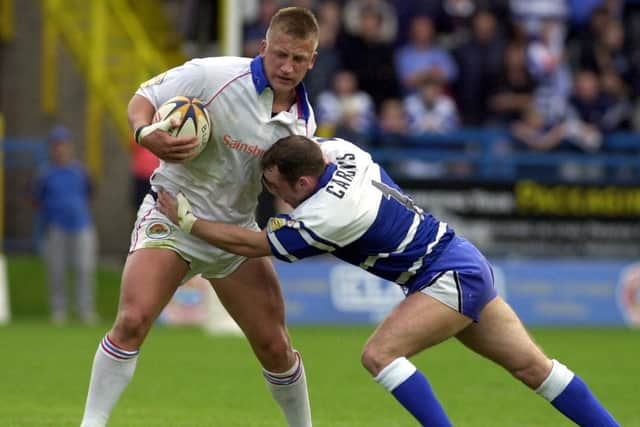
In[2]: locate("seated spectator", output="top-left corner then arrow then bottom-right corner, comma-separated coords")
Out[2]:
373,97 -> 410,148
342,0 -> 397,44
579,18 -> 633,82
303,0 -> 343,104
316,70 -> 376,147
569,69 -> 615,131
454,9 -> 506,125
434,0 -> 477,45
404,76 -> 460,134
510,105 -> 601,153
338,2 -> 400,108
599,69 -> 633,131
488,41 -> 536,125
394,15 -> 458,94
526,20 -> 574,132
242,0 -> 278,57
376,97 -> 449,179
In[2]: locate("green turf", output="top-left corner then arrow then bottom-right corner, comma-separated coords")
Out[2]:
3,255 -> 639,426
1,323 -> 638,426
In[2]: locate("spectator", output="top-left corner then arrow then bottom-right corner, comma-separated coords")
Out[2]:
510,104 -> 601,152
599,69 -> 633,131
31,126 -> 98,325
454,9 -> 506,125
377,97 -> 449,180
242,0 -> 279,57
342,0 -> 397,44
338,2 -> 400,107
316,69 -> 376,147
435,0 -> 477,45
488,41 -> 536,125
569,69 -> 614,131
509,0 -> 569,44
303,0 -> 343,103
579,18 -> 633,83
377,97 -> 410,138
526,20 -> 574,129
404,76 -> 460,134
394,15 -> 458,94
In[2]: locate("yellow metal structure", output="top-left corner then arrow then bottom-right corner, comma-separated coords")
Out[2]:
41,0 -> 184,178
0,0 -> 13,41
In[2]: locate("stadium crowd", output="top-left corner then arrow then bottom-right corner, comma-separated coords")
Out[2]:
238,0 -> 640,178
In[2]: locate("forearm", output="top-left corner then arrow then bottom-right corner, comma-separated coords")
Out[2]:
191,220 -> 272,258
128,95 -> 156,132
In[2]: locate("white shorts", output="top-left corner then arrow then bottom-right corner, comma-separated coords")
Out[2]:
129,194 -> 252,279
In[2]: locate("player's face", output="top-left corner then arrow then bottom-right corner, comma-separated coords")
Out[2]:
262,167 -> 307,208
261,30 -> 317,94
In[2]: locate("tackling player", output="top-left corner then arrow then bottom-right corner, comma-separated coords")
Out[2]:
157,135 -> 620,427
80,7 -> 318,427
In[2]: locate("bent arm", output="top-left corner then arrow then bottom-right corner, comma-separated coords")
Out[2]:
191,220 -> 272,258
127,94 -> 156,133
156,189 -> 272,258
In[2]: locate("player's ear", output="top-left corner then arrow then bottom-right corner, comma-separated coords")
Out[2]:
298,176 -> 316,192
259,39 -> 267,56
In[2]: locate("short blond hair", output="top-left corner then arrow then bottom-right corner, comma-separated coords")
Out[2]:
266,7 -> 320,49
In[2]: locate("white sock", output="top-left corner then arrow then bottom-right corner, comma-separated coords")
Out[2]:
80,335 -> 139,427
263,350 -> 312,427
535,359 -> 575,401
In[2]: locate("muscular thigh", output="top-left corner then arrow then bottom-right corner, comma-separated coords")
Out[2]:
209,257 -> 292,370
117,248 -> 189,325
366,292 -> 472,369
455,296 -> 550,376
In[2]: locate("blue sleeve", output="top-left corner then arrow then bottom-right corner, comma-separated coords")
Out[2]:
266,214 -> 335,263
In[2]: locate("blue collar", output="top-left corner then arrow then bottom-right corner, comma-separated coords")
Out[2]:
314,163 -> 337,193
250,56 -> 311,122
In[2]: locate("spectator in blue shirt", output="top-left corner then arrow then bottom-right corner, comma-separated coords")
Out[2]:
31,125 -> 98,324
394,15 -> 458,94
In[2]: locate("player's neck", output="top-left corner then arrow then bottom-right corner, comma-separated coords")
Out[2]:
272,90 -> 296,114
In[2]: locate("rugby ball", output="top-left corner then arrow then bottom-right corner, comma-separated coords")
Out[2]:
156,96 -> 211,155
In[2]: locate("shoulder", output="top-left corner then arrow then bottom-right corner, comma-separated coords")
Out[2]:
316,138 -> 371,161
186,57 -> 252,81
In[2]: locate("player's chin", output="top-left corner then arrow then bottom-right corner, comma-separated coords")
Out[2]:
272,77 -> 297,91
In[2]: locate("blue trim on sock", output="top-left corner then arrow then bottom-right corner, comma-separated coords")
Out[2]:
551,375 -> 620,426
391,370 -> 452,427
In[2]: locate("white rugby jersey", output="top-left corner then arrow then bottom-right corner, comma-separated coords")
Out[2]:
137,56 -> 316,226
266,138 -> 455,290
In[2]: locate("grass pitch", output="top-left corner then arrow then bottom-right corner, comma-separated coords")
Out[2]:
3,255 -> 639,426
1,323 -> 638,426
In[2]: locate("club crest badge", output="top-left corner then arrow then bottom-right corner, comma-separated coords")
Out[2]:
140,71 -> 168,88
268,217 -> 299,232
268,217 -> 287,232
145,221 -> 172,239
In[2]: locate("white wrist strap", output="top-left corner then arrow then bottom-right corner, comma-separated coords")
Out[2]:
176,192 -> 197,233
136,117 -> 174,144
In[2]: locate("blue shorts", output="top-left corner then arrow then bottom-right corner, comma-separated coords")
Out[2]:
411,236 -> 497,322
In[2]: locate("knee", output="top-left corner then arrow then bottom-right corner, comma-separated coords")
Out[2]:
111,308 -> 154,347
510,358 -> 553,389
253,331 -> 294,372
361,342 -> 395,377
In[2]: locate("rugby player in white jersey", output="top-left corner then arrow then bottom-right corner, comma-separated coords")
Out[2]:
80,8 -> 318,427
157,135 -> 620,427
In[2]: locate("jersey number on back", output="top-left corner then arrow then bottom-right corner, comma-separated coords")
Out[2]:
371,180 -> 424,216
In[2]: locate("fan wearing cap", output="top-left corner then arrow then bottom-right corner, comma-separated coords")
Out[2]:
31,125 -> 98,325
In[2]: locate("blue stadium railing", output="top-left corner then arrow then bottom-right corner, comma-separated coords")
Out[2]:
369,128 -> 640,184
